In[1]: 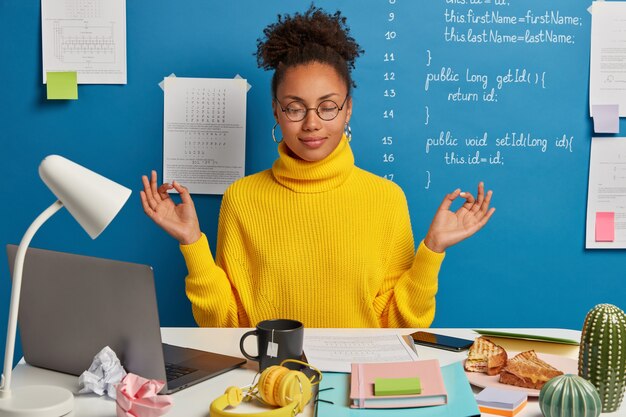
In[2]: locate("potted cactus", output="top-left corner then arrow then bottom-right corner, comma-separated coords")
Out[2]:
578,303 -> 626,413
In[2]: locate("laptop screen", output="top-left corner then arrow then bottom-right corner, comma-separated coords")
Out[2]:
7,245 -> 168,382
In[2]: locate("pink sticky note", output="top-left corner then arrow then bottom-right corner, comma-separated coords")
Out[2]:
592,104 -> 619,133
596,212 -> 615,242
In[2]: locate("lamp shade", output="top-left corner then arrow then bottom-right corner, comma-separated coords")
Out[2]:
38,155 -> 132,239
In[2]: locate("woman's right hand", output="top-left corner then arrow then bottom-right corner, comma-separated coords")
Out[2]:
140,170 -> 202,245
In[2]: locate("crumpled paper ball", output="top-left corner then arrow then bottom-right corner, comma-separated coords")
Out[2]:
78,346 -> 127,399
116,373 -> 173,417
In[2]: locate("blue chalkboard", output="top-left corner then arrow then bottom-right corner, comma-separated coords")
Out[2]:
1,1 -> 623,366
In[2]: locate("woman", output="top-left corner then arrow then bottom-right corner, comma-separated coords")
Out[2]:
140,6 -> 494,328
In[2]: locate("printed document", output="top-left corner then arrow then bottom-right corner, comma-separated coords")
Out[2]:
163,77 -> 247,195
586,137 -> 626,249
303,333 -> 419,373
41,0 -> 127,84
590,2 -> 626,116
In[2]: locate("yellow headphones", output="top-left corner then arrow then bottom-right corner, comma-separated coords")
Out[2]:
210,359 -> 322,417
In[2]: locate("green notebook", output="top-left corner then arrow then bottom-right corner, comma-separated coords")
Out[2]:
374,377 -> 421,396
473,329 -> 579,345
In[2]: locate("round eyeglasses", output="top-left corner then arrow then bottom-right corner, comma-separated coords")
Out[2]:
275,95 -> 349,122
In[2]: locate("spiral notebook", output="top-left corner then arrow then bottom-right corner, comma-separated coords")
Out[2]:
316,361 -> 479,417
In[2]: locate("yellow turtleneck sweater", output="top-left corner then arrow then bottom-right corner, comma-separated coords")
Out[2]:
180,136 -> 445,328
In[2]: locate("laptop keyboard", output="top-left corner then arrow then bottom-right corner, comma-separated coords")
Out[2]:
165,363 -> 197,381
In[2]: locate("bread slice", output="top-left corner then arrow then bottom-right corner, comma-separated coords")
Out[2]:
499,350 -> 563,390
464,337 -> 508,376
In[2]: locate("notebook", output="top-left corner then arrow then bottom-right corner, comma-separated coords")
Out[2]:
317,362 -> 480,417
6,244 -> 246,394
350,359 -> 446,408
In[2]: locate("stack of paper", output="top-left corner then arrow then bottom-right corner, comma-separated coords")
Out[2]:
475,387 -> 527,417
303,333 -> 418,373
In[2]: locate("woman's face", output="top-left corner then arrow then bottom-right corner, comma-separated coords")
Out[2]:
273,62 -> 352,162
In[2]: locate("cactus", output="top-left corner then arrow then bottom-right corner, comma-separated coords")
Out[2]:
539,374 -> 602,417
578,303 -> 626,413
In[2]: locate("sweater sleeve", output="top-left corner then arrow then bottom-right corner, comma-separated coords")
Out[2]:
373,193 -> 445,328
180,233 -> 240,327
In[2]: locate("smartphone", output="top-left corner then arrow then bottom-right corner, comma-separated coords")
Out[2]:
409,331 -> 474,352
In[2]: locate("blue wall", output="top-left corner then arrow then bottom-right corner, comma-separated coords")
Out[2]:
1,1 -> 624,366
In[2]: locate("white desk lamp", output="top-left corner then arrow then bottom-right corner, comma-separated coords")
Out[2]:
0,155 -> 131,416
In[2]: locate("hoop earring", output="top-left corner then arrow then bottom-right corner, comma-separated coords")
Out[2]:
272,122 -> 283,144
344,123 -> 352,142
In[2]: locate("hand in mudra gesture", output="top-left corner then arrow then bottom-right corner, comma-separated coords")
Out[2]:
140,171 -> 202,245
424,182 -> 495,253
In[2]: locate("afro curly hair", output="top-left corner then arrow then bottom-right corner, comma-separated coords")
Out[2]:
256,4 -> 364,97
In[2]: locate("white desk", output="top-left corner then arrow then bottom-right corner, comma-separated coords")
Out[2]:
8,328 -> 624,416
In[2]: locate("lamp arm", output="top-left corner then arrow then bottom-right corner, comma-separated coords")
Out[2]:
0,200 -> 64,398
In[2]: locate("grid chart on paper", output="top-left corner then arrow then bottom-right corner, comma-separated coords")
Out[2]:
185,87 -> 227,124
64,0 -> 103,19
183,132 -> 228,157
52,20 -> 116,64
183,87 -> 229,161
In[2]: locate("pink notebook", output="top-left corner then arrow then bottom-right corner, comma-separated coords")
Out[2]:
350,359 -> 447,409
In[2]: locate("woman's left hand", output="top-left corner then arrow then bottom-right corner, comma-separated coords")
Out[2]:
424,182 -> 495,253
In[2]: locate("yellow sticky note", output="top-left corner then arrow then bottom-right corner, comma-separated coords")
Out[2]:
46,71 -> 78,100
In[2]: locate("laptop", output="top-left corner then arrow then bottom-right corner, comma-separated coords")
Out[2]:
6,245 -> 246,394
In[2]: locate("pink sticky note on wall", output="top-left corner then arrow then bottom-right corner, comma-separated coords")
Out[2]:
595,212 -> 615,242
592,104 -> 619,133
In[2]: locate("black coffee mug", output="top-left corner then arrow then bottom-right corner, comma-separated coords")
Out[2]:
239,319 -> 304,371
